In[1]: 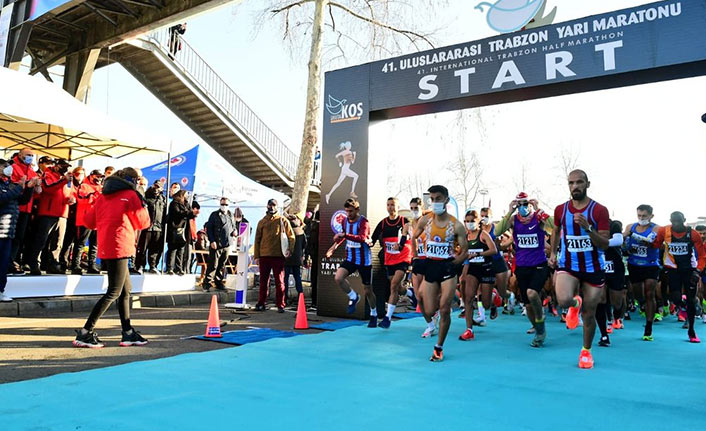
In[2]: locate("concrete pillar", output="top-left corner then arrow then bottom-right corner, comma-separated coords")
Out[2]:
62,48 -> 100,100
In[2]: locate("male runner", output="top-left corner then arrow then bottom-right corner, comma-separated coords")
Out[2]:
481,207 -> 510,320
412,185 -> 468,362
371,197 -> 416,329
652,211 -> 706,342
460,210 -> 497,340
549,170 -> 610,369
622,205 -> 661,341
495,193 -> 552,347
597,220 -> 626,347
329,198 -> 377,327
409,197 -> 439,338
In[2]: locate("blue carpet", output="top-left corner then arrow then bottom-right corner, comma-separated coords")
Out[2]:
392,312 -> 422,319
1,312 -> 705,430
193,327 -> 300,345
309,319 -> 365,331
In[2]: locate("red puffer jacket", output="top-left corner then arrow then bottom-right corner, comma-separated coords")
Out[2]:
10,155 -> 39,213
84,176 -> 151,259
75,179 -> 102,227
37,169 -> 72,218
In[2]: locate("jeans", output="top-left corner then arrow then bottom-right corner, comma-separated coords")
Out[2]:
83,258 -> 133,332
258,256 -> 285,309
204,247 -> 229,286
71,226 -> 98,269
284,265 -> 303,302
0,238 -> 12,292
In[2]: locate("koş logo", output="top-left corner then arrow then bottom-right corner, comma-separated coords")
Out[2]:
476,0 -> 556,34
330,210 -> 347,234
326,95 -> 363,123
152,155 -> 187,171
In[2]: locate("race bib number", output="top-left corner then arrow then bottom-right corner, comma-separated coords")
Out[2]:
417,244 -> 426,256
604,260 -> 614,274
426,241 -> 451,259
566,235 -> 593,253
385,241 -> 400,254
468,248 -> 484,263
346,240 -> 360,249
630,244 -> 648,257
517,234 -> 539,249
668,242 -> 689,256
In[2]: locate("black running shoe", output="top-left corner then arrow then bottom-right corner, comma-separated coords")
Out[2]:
598,335 -> 610,347
119,329 -> 148,347
73,330 -> 104,348
490,306 -> 498,320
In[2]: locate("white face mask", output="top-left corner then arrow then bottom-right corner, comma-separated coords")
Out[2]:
481,217 -> 490,224
411,210 -> 420,219
637,219 -> 650,226
466,222 -> 477,231
431,202 -> 446,215
220,205 -> 228,212
2,165 -> 13,177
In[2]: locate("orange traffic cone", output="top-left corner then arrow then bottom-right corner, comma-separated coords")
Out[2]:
294,293 -> 309,330
205,295 -> 222,338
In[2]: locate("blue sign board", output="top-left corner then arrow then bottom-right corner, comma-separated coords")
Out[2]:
141,145 -> 198,192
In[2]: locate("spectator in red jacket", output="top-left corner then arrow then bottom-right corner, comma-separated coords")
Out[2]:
59,167 -> 84,271
26,158 -> 74,275
9,148 -> 42,273
73,167 -> 151,349
70,169 -> 103,275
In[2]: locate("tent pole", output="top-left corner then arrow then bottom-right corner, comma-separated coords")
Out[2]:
162,144 -> 172,274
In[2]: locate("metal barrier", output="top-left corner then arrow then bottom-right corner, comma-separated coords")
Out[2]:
148,29 -> 299,180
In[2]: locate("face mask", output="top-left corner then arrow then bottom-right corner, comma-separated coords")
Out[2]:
267,208 -> 276,214
2,165 -> 13,177
466,222 -> 477,231
411,210 -> 420,219
431,202 -> 446,215
518,205 -> 530,217
637,219 -> 650,226
23,155 -> 34,165
481,217 -> 490,224
220,205 -> 228,212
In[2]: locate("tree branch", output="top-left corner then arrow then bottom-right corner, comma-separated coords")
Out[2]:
271,0 -> 315,15
328,1 -> 435,49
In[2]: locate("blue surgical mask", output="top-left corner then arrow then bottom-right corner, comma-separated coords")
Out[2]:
518,205 -> 530,217
431,202 -> 446,215
23,155 -> 34,165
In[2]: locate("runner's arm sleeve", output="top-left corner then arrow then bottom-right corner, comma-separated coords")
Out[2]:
399,218 -> 409,246
371,221 -> 382,245
608,233 -> 624,247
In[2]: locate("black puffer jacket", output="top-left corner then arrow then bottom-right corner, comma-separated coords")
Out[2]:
144,186 -> 167,232
0,180 -> 34,239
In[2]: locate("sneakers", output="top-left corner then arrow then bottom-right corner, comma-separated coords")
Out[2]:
654,312 -> 663,322
147,268 -> 159,274
492,289 -> 502,307
490,306 -> 498,320
430,346 -> 444,362
0,292 -> 12,302
678,309 -> 687,322
578,349 -> 594,369
473,318 -> 486,327
612,319 -> 624,329
689,334 -> 701,343
566,296 -> 582,330
606,326 -> 613,334
421,324 -> 437,338
458,328 -> 474,341
368,315 -> 377,328
407,288 -> 418,309
527,327 -> 536,334
530,330 -> 546,348
347,294 -> 359,314
73,330 -> 104,348
378,316 -> 391,329
254,304 -> 266,311
642,335 -> 654,341
119,329 -> 148,347
624,311 -> 631,321
598,335 -> 610,347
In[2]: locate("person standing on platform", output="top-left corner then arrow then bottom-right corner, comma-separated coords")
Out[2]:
181,200 -> 200,274
72,168 -> 151,348
284,212 -> 307,306
59,167 -> 84,272
166,190 -> 194,275
0,159 -> 37,301
254,199 -> 294,313
136,181 -> 166,274
71,170 -> 103,275
9,149 -> 41,274
203,197 -> 235,291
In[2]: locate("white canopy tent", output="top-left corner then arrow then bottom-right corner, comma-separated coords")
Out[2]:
0,67 -> 169,160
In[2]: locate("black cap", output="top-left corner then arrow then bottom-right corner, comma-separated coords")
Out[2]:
267,198 -> 278,206
56,158 -> 71,166
89,169 -> 104,177
38,156 -> 53,164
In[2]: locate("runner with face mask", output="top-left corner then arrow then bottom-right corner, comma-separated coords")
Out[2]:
409,197 -> 439,338
495,192 -> 552,347
412,185 -> 468,362
622,204 -> 661,340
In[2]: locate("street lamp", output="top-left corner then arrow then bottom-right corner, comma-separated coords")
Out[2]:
479,189 -> 489,207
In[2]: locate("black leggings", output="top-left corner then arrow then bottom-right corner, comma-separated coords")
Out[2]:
83,258 -> 133,332
667,268 -> 699,336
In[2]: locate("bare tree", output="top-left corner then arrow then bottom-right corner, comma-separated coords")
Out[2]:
445,109 -> 486,211
557,144 -> 581,178
265,0 -> 442,215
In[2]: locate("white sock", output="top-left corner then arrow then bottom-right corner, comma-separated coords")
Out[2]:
428,320 -> 435,329
479,305 -> 486,320
370,308 -> 377,317
386,304 -> 396,319
406,288 -> 414,298
347,290 -> 357,300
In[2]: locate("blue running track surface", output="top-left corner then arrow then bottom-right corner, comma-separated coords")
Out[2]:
1,313 -> 704,430
193,328 -> 301,345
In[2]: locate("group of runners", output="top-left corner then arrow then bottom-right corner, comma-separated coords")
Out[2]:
328,169 -> 706,368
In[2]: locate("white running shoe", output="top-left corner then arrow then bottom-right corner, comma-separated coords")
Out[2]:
521,306 -> 527,316
421,324 -> 438,338
701,314 -> 706,324
0,292 -> 12,302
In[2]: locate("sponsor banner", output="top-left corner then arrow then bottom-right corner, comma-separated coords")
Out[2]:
366,0 -> 706,110
141,145 -> 198,192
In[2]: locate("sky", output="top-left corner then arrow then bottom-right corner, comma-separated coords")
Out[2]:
76,0 -> 706,225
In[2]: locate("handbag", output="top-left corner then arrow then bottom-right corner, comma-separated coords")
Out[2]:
279,217 -> 289,256
172,225 -> 187,247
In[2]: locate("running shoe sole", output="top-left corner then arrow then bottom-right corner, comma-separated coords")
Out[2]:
72,340 -> 104,348
119,340 -> 148,347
